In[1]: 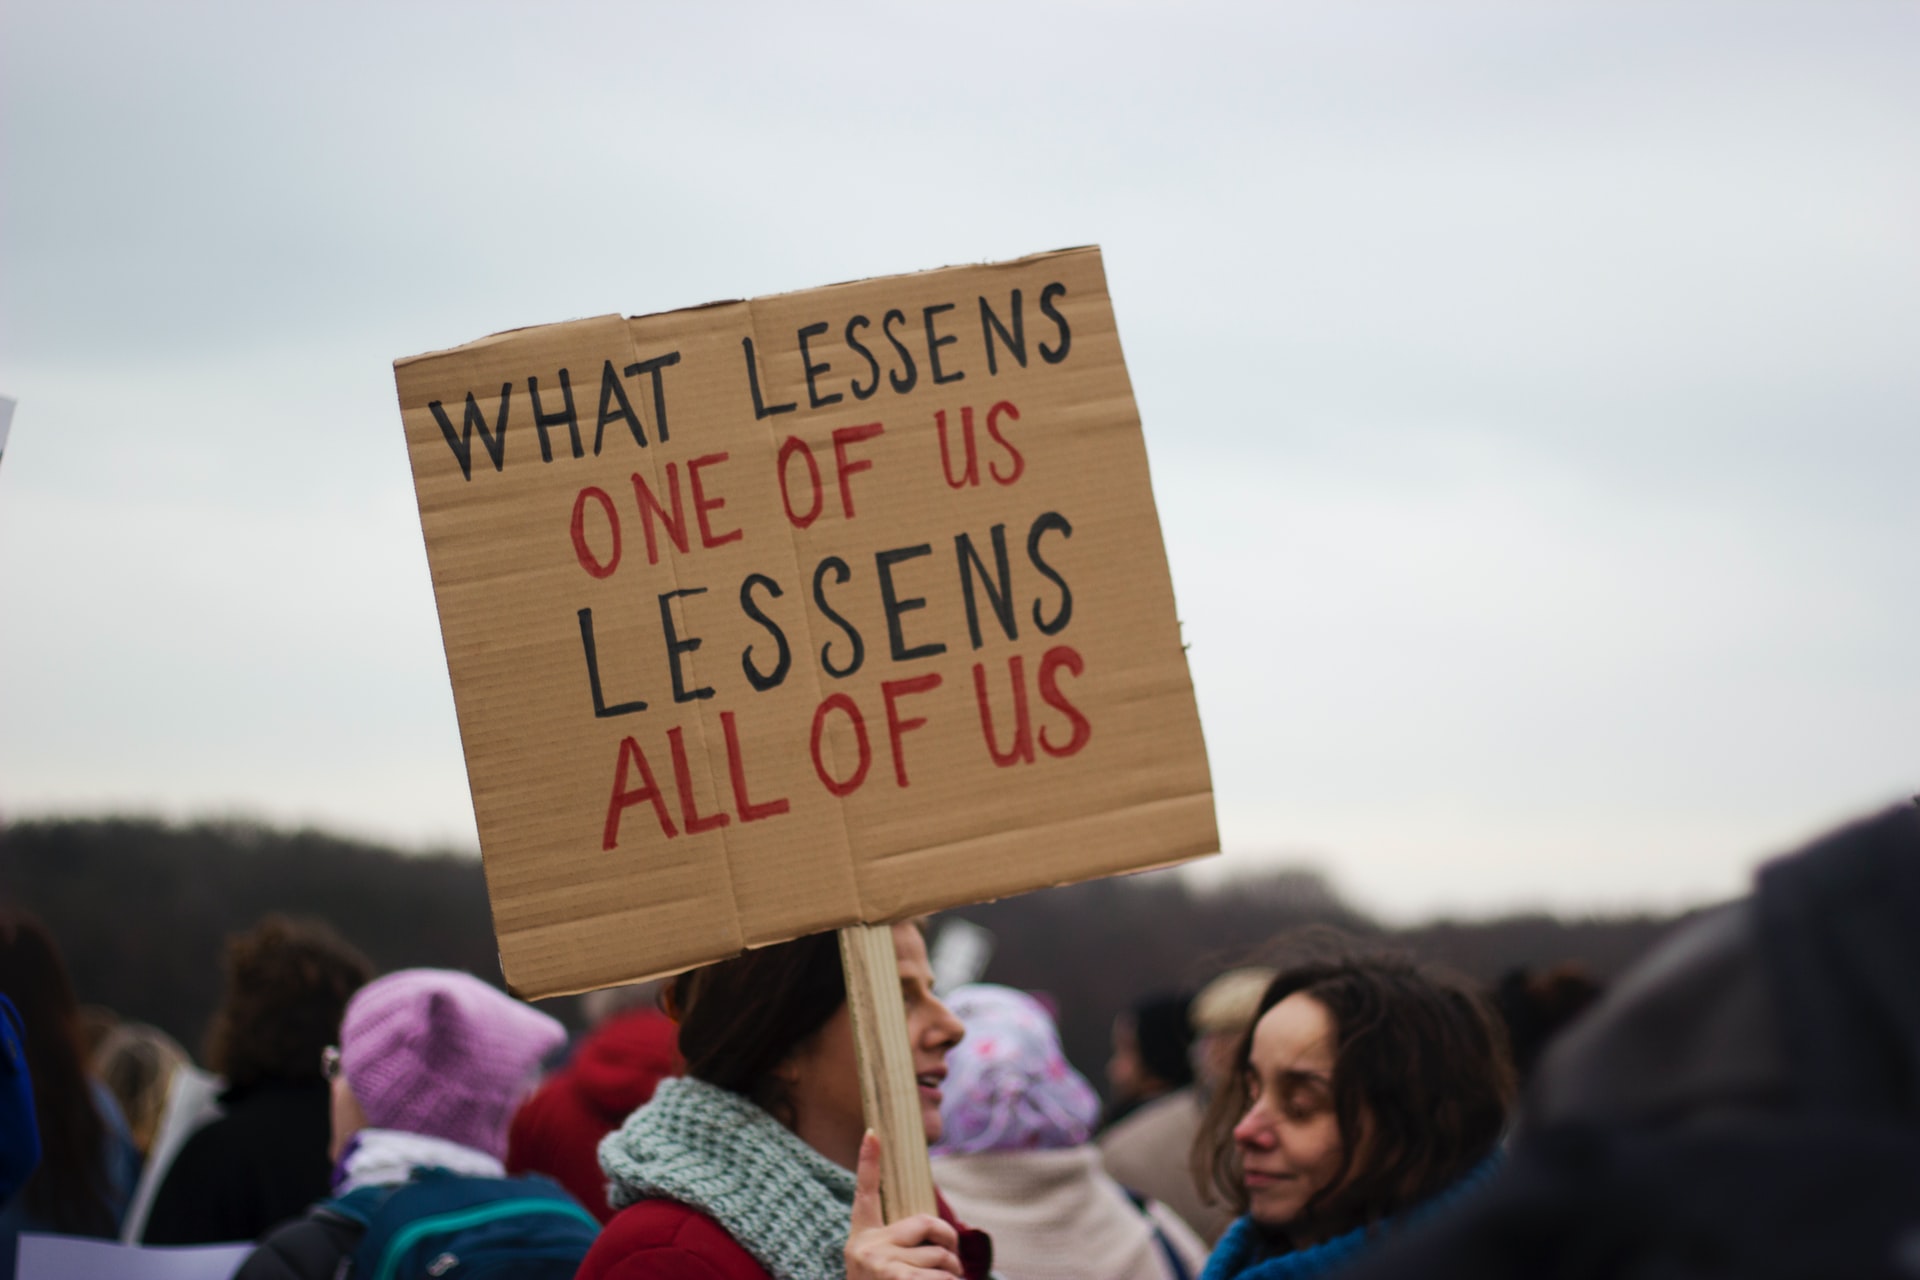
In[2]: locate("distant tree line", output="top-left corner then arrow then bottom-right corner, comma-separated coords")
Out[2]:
0,816 -> 1688,1091
933,869 -> 1685,1086
0,817 -> 501,1061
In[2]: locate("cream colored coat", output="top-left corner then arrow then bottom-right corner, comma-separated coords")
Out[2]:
933,1146 -> 1209,1280
1099,1088 -> 1234,1244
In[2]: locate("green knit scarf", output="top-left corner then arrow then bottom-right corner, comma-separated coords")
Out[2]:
599,1076 -> 857,1280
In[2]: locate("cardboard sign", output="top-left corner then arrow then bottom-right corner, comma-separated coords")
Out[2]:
396,246 -> 1215,999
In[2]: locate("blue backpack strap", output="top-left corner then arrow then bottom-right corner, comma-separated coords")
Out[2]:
1118,1187 -> 1193,1280
1150,1223 -> 1193,1280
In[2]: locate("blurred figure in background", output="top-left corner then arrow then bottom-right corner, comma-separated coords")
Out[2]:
239,967 -> 593,1280
0,998 -> 41,1212
507,980 -> 682,1222
91,1022 -> 189,1159
1188,970 -> 1280,1097
1339,804 -> 1920,1280
117,1042 -> 223,1244
0,912 -> 140,1276
1490,964 -> 1602,1089
1103,992 -> 1195,1129
144,915 -> 373,1244
1104,967 -> 1274,1245
1195,951 -> 1513,1279
933,984 -> 1207,1280
75,1006 -> 120,1066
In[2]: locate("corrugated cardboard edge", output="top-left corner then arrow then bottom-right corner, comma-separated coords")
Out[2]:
392,247 -> 1101,372
395,245 -> 1218,999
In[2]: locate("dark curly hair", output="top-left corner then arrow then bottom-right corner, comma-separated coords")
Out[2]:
1195,942 -> 1514,1246
203,915 -> 373,1090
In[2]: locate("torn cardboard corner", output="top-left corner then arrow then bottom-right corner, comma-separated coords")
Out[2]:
395,245 -> 1217,1000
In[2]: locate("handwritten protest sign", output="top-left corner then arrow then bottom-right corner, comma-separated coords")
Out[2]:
396,247 -> 1215,1000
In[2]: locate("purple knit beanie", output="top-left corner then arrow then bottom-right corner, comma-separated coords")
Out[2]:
338,968 -> 564,1160
931,984 -> 1100,1156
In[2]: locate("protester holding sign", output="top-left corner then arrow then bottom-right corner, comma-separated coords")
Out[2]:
396,248 -> 1215,1266
578,922 -> 991,1280
1193,952 -> 1513,1280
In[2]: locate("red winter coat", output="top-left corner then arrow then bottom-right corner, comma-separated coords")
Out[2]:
505,1008 -> 681,1223
575,1195 -> 994,1280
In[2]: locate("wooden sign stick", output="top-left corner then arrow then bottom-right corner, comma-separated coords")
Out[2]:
838,923 -> 938,1221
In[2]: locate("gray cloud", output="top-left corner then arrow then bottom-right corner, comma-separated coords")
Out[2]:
2,0 -> 1914,916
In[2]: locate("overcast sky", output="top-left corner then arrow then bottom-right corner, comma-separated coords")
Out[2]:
2,1 -> 1915,921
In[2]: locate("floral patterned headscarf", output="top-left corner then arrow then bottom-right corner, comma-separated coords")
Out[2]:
931,983 -> 1101,1156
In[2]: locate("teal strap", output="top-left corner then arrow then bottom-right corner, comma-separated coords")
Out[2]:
370,1198 -> 599,1280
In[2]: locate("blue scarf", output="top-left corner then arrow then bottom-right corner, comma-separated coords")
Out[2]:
1199,1153 -> 1502,1280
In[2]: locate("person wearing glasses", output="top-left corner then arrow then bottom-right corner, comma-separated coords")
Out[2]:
237,967 -> 595,1280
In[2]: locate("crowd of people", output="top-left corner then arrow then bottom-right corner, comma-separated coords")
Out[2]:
1,801 -> 1916,1279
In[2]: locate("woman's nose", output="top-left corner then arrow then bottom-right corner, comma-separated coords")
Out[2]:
1233,1103 -> 1276,1150
927,994 -> 965,1049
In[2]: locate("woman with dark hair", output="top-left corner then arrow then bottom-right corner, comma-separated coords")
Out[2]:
143,915 -> 373,1244
1102,992 -> 1195,1129
577,923 -> 989,1280
0,912 -> 141,1277
1193,952 -> 1514,1280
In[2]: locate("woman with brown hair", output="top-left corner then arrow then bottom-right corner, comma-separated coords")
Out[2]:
0,912 -> 141,1275
1193,951 -> 1514,1280
576,922 -> 989,1280
143,915 -> 373,1244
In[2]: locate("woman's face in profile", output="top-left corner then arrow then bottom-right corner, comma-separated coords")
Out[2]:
778,923 -> 965,1168
1231,993 -> 1350,1230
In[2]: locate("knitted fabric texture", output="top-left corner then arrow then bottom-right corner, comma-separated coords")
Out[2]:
339,968 -> 565,1161
598,1076 -> 857,1280
931,984 -> 1100,1156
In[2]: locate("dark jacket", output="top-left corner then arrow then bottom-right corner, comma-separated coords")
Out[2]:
1340,804 -> 1920,1280
230,1201 -> 363,1280
143,1079 -> 333,1244
506,1008 -> 680,1222
576,1195 -> 993,1280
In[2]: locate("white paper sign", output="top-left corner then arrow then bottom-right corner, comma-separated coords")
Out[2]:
17,1235 -> 251,1280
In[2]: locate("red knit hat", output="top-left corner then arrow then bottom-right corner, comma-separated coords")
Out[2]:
339,968 -> 564,1159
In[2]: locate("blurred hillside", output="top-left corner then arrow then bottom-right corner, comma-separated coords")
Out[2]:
0,817 -> 499,1058
933,870 -> 1684,1087
0,816 -> 1688,1086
